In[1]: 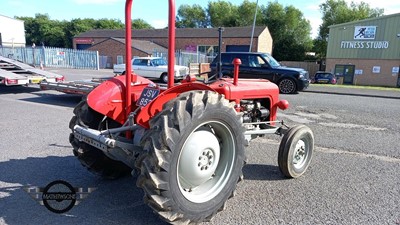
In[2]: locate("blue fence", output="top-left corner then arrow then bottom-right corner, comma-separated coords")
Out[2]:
153,49 -> 208,66
0,46 -> 99,70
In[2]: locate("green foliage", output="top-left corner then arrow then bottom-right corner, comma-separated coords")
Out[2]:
236,0 -> 263,26
207,1 -> 238,27
176,4 -> 208,28
262,3 -> 313,61
131,19 -> 153,29
316,0 -> 384,58
196,0 -> 313,60
16,14 -> 149,48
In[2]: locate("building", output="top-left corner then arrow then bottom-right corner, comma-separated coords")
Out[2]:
89,38 -> 167,66
73,26 -> 273,65
0,15 -> 26,47
326,13 -> 400,87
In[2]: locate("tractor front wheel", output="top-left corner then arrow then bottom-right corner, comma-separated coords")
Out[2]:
278,125 -> 314,178
137,91 -> 246,224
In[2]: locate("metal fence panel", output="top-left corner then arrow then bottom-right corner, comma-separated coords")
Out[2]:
0,46 -> 99,70
153,50 -> 207,67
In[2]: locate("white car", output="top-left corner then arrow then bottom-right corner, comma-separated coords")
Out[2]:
113,57 -> 189,83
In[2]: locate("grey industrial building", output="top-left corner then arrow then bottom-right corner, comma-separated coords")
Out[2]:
326,13 -> 400,87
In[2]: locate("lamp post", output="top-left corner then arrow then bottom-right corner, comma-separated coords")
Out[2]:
249,0 -> 259,52
218,27 -> 224,79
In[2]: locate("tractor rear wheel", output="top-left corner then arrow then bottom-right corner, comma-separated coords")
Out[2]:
137,91 -> 246,224
69,99 -> 132,179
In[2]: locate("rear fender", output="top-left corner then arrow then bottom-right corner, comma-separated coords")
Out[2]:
136,82 -> 215,128
87,75 -> 153,124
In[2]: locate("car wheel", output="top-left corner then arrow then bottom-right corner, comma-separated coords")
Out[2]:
161,73 -> 168,83
278,78 -> 297,94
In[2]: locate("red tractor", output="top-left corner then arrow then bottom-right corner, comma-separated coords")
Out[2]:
69,0 -> 314,223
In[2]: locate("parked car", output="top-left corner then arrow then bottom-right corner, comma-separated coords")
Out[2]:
113,57 -> 189,83
313,71 -> 337,84
209,52 -> 310,94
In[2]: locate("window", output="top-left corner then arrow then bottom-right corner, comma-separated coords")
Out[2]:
117,55 -> 123,64
248,55 -> 267,67
198,45 -> 218,56
133,59 -> 149,66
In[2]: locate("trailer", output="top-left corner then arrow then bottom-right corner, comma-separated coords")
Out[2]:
40,77 -> 170,95
0,55 -> 64,86
40,78 -> 111,95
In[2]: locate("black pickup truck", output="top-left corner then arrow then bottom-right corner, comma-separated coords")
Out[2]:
210,52 -> 310,94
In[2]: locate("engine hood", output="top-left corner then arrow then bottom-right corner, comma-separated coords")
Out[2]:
276,66 -> 307,73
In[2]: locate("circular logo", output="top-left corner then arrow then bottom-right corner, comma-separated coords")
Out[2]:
42,180 -> 76,214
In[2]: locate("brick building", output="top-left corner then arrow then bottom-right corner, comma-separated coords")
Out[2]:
326,13 -> 400,87
73,26 -> 273,66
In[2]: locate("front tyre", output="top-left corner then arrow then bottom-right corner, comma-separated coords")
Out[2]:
137,91 -> 246,224
278,125 -> 314,178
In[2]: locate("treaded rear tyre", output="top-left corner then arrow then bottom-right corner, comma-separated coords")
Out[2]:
137,90 -> 246,224
69,99 -> 131,179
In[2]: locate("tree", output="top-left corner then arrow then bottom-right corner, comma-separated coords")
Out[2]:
236,0 -> 264,27
263,3 -> 313,61
176,4 -> 208,28
316,0 -> 384,58
131,19 -> 153,29
17,15 -> 151,48
207,1 -> 238,27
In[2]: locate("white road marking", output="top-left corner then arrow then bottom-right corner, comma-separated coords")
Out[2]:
256,138 -> 400,163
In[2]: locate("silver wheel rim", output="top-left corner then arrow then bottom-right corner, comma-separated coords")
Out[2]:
279,79 -> 295,93
178,121 -> 235,203
292,139 -> 308,169
162,74 -> 168,83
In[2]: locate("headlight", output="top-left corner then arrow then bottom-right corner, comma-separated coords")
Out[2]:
299,73 -> 305,79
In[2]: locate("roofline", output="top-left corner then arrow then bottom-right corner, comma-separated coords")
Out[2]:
0,14 -> 24,23
90,37 -> 166,55
328,12 -> 400,28
75,26 -> 268,38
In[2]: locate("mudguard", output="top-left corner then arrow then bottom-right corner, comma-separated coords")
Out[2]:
87,75 -> 153,125
136,82 -> 215,128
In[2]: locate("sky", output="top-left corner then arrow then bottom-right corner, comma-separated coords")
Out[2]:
2,0 -> 400,38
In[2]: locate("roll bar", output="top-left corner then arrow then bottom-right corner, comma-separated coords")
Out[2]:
124,0 -> 176,120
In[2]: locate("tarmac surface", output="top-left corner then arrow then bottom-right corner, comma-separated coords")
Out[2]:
1,71 -> 400,225
44,67 -> 400,99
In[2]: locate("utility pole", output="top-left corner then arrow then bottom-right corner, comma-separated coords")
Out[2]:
218,27 -> 224,79
249,0 -> 259,52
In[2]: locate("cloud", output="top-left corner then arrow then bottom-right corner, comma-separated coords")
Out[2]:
345,0 -> 400,15
72,0 -> 123,4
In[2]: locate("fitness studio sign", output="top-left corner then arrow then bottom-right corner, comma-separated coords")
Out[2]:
340,25 -> 389,49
